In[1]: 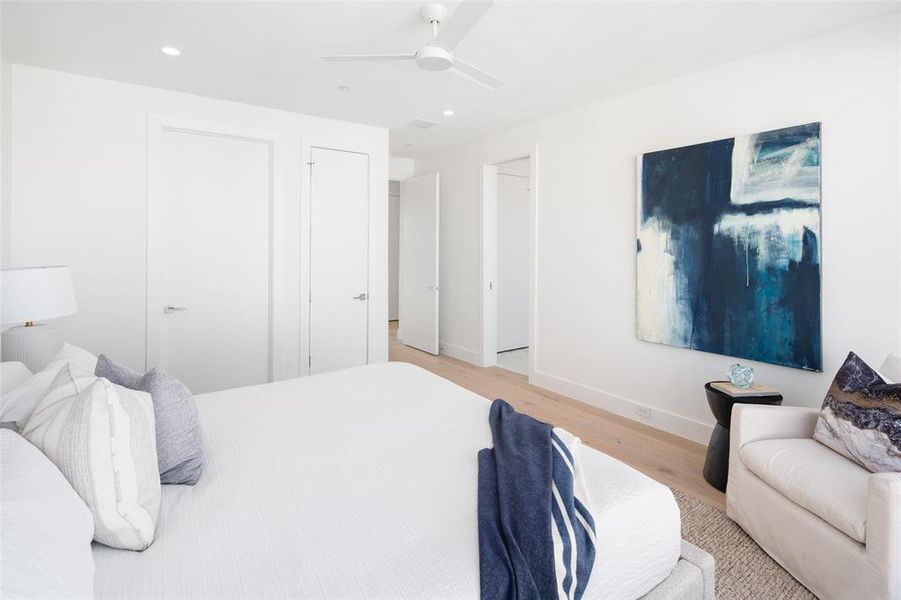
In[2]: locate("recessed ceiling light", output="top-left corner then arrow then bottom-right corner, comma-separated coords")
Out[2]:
160,46 -> 181,56
442,109 -> 455,117
337,85 -> 351,92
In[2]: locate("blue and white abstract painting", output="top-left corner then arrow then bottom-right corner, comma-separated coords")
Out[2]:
637,123 -> 822,371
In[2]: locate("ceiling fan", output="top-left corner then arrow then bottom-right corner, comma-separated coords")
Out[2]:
321,1 -> 504,90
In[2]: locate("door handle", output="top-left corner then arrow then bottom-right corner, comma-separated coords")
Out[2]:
426,285 -> 439,291
164,305 -> 188,314
352,293 -> 368,301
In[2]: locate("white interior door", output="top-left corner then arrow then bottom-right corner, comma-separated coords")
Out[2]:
157,129 -> 272,393
497,173 -> 530,351
309,148 -> 369,374
399,173 -> 439,355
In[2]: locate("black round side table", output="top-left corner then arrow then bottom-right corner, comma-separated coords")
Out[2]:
703,382 -> 783,492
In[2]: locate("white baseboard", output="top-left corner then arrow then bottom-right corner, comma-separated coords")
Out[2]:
530,370 -> 713,445
438,340 -> 481,365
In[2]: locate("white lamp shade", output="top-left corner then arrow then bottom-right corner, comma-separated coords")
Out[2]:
1,266 -> 78,325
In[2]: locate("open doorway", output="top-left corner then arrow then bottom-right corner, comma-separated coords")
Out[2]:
479,149 -> 536,378
495,158 -> 530,375
388,180 -> 401,325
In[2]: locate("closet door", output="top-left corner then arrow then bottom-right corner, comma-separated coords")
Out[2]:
152,126 -> 272,394
309,148 -> 370,374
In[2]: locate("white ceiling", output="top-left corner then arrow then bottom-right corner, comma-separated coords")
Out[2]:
2,1 -> 896,157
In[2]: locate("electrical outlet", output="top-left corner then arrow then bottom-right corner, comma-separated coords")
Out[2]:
635,406 -> 652,420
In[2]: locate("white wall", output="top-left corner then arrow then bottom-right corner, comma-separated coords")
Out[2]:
8,65 -> 389,377
0,24 -> 10,269
415,15 -> 901,442
389,156 -> 414,181
497,160 -> 530,352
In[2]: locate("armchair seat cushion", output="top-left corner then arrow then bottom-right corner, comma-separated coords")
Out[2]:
740,438 -> 870,543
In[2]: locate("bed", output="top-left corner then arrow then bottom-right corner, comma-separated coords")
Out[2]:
89,361 -> 713,599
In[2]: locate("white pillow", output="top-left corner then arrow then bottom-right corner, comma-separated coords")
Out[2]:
0,429 -> 95,599
0,343 -> 97,424
23,364 -> 161,550
51,342 -> 99,374
1,361 -> 32,395
879,354 -> 901,383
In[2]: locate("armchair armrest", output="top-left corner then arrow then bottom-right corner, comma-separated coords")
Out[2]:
866,472 -> 901,599
730,404 -> 820,450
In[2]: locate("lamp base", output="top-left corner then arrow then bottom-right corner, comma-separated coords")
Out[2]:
1,324 -> 61,372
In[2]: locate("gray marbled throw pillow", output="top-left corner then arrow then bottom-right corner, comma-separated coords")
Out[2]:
813,352 -> 901,473
96,355 -> 204,485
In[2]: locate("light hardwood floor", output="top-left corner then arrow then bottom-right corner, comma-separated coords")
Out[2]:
388,321 -> 726,510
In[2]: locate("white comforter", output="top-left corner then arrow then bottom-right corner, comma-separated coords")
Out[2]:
93,362 -> 680,599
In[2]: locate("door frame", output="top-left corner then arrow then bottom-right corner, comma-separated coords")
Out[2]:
146,115 -> 280,379
306,146 -> 371,374
479,145 -> 539,379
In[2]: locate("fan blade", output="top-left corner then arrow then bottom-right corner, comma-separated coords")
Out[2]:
451,56 -> 504,89
321,52 -> 417,62
433,0 -> 494,51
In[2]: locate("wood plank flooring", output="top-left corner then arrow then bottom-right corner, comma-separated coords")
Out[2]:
388,322 -> 726,510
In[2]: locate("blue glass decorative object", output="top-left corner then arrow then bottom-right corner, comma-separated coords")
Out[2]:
728,363 -> 755,389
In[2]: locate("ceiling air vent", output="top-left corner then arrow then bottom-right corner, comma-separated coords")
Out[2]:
406,118 -> 440,129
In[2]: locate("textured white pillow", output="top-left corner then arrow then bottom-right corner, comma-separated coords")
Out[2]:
0,429 -> 95,599
0,343 -> 98,424
23,364 -> 161,550
1,362 -> 32,395
52,342 -> 99,374
880,354 -> 901,383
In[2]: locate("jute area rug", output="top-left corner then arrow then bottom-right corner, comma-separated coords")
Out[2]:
673,489 -> 817,600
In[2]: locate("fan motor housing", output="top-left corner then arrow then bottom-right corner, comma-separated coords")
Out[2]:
416,45 -> 453,71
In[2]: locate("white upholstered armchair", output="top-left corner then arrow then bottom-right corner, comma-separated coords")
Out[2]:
727,402 -> 901,599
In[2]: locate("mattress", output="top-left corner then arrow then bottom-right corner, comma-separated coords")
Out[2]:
93,362 -> 680,599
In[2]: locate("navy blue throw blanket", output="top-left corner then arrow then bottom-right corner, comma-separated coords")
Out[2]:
478,399 -> 597,600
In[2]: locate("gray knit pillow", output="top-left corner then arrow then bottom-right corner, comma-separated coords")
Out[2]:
94,354 -> 143,387
96,355 -> 204,485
